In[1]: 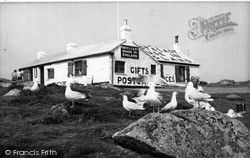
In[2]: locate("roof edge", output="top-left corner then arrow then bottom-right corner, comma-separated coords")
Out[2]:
19,51 -> 114,70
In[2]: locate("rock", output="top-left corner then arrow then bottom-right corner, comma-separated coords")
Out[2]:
219,79 -> 235,85
0,78 -> 11,82
96,83 -> 121,91
199,81 -> 208,85
40,103 -> 69,124
112,109 -> 250,158
226,94 -> 245,101
0,82 -> 12,88
4,89 -> 21,96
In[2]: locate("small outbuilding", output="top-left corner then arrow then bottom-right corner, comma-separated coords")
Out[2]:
19,20 -> 200,87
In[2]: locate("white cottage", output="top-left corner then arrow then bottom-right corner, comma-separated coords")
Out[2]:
19,20 -> 200,86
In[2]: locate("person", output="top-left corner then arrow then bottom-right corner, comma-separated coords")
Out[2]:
12,70 -> 18,81
185,76 -> 214,109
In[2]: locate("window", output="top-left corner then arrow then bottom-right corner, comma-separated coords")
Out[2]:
151,65 -> 156,75
74,60 -> 87,76
68,61 -> 74,76
47,68 -> 54,79
115,61 -> 125,73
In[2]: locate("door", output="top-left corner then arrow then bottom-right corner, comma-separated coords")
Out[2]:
175,65 -> 186,82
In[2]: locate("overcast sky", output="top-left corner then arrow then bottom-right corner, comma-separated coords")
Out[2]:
0,1 -> 249,82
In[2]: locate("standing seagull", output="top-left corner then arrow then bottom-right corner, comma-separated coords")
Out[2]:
145,82 -> 164,113
132,74 -> 168,113
122,95 -> 145,116
160,92 -> 178,112
186,82 -> 214,102
65,76 -> 87,108
31,80 -> 40,95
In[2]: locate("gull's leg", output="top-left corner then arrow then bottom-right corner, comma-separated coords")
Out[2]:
157,105 -> 160,113
70,100 -> 75,108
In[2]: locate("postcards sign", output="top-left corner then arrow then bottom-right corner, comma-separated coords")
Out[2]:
188,12 -> 237,41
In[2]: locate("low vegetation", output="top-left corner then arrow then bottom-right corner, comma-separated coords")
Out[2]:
0,82 -> 249,158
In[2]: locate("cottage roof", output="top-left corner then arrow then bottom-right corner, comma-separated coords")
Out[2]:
20,40 -> 125,70
140,45 -> 200,66
20,40 -> 199,70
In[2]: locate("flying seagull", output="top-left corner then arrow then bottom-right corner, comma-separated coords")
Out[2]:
132,74 -> 168,85
132,89 -> 148,103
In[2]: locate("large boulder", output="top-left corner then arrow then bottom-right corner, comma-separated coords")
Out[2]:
219,79 -> 235,85
112,109 -> 250,158
226,94 -> 245,101
40,103 -> 69,124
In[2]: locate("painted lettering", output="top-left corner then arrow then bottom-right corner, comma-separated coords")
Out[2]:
117,77 -> 122,84
116,76 -> 147,85
164,74 -> 176,83
130,67 -> 149,75
130,67 -> 135,73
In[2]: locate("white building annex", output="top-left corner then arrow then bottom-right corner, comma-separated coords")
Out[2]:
19,20 -> 200,87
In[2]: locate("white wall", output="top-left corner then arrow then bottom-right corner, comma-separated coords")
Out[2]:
85,55 -> 111,83
113,42 -> 160,86
43,55 -> 112,85
44,62 -> 68,85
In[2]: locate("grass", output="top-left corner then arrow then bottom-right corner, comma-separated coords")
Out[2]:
0,82 -> 249,158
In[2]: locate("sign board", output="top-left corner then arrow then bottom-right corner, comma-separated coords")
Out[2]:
121,45 -> 139,59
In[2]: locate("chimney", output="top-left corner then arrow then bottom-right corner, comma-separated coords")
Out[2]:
37,51 -> 46,59
66,43 -> 76,53
120,19 -> 132,41
175,35 -> 179,43
173,35 -> 181,52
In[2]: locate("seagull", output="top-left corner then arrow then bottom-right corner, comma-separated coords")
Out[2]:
122,95 -> 145,116
186,82 -> 214,102
31,80 -> 40,94
210,107 -> 216,111
132,89 -> 148,103
132,74 -> 168,85
65,76 -> 87,108
204,103 -> 216,111
145,82 -> 164,113
160,92 -> 178,112
132,74 -> 167,113
226,109 -> 243,118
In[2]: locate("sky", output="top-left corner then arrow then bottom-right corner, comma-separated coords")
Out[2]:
0,1 -> 249,82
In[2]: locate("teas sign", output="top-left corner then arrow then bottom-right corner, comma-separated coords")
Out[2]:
121,45 -> 139,59
164,74 -> 176,84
